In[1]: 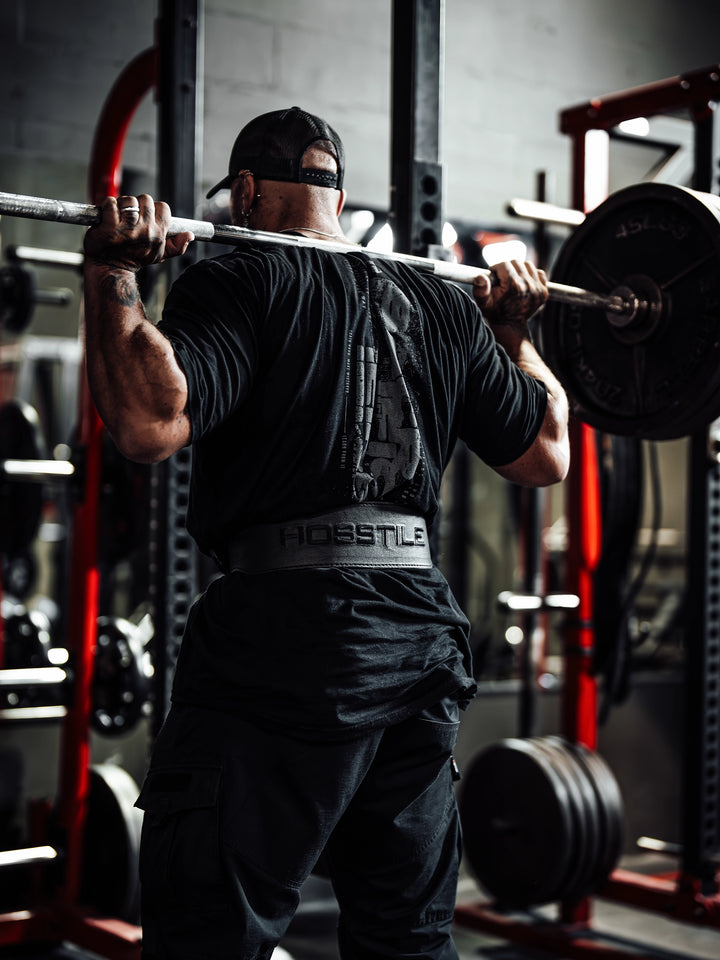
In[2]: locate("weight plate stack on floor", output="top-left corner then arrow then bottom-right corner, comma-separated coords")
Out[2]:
79,763 -> 143,923
558,736 -> 625,887
530,736 -> 600,902
459,738 -> 576,907
459,736 -> 624,908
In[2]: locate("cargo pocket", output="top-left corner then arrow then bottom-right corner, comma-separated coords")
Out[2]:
135,764 -> 225,912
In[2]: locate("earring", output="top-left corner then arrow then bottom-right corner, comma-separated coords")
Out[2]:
240,194 -> 261,228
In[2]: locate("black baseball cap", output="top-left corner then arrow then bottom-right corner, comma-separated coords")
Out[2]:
206,106 -> 345,198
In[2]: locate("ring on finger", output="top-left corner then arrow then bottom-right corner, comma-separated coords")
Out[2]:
120,205 -> 141,221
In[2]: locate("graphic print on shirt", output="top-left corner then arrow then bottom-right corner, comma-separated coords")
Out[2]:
344,263 -> 425,503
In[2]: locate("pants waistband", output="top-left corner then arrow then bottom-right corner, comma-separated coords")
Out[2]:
227,504 -> 432,574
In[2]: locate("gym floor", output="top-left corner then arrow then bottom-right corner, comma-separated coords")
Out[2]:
0,860 -> 718,960
278,867 -> 720,960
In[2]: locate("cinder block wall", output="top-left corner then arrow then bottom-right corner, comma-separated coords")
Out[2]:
1,0 -> 719,223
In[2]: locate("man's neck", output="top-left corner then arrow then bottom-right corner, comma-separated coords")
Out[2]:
277,223 -> 351,243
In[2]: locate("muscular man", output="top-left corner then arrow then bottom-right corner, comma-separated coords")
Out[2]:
83,106 -> 569,960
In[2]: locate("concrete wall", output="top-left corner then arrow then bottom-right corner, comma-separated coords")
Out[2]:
1,0 -> 719,227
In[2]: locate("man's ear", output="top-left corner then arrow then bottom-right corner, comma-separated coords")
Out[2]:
231,170 -> 256,213
336,188 -> 347,217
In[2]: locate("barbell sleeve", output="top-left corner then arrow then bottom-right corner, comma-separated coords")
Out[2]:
507,197 -> 586,228
6,244 -> 85,269
33,287 -> 74,307
0,667 -> 67,687
0,846 -> 59,869
0,190 -> 637,318
497,590 -> 580,612
1,458 -> 75,481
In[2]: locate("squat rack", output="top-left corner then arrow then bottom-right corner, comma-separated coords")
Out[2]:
564,64 -> 720,918
455,63 -> 720,955
0,1 -> 202,956
0,40 -> 150,954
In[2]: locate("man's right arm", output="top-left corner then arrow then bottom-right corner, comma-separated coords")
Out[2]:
83,195 -> 194,463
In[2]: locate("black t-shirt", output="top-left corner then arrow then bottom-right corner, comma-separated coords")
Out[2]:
158,241 -> 547,738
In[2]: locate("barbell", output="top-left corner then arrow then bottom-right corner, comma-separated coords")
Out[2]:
1,180 -> 719,441
0,188 -> 634,313
0,261 -> 74,334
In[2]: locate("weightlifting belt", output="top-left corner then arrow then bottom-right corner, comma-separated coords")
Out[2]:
227,504 -> 432,574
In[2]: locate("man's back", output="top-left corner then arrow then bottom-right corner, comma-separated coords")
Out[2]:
160,241 -> 546,558
161,239 -> 546,738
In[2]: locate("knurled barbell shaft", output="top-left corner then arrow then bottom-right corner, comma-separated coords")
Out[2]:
0,190 -> 637,317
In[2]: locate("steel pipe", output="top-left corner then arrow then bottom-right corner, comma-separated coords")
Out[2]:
1,458 -> 75,482
0,846 -> 58,869
6,245 -> 84,269
0,667 -> 67,687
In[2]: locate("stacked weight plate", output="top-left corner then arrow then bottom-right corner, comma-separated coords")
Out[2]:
459,736 -> 623,908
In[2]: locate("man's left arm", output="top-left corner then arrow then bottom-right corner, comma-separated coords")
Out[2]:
473,261 -> 570,487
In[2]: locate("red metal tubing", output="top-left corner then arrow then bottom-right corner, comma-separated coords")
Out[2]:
54,45 -> 158,910
560,64 -> 720,134
454,900 -> 671,960
0,911 -> 45,948
601,868 -> 720,926
87,47 -> 159,204
562,418 -> 601,751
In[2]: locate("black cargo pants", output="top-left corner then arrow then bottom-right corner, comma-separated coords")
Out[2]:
135,700 -> 462,960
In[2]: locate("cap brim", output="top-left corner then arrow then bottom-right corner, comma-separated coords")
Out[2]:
205,175 -> 234,199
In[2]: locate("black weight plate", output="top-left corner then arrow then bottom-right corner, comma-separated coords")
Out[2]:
0,263 -> 36,333
564,741 -> 624,888
0,400 -> 45,556
539,182 -> 720,440
543,736 -> 604,900
2,602 -> 51,669
80,763 -> 143,923
92,616 -> 153,737
2,549 -> 38,600
459,738 -> 575,907
532,736 -> 599,903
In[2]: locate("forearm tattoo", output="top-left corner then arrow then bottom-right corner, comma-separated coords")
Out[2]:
99,270 -> 141,307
